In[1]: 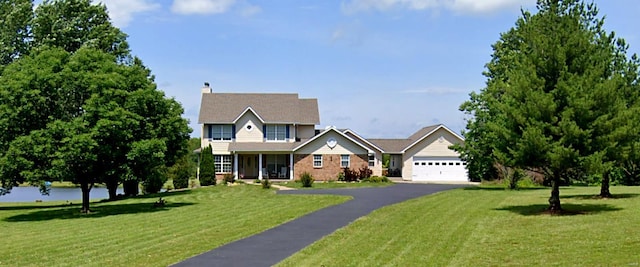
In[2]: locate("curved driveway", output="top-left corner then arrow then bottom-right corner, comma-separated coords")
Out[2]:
173,183 -> 468,267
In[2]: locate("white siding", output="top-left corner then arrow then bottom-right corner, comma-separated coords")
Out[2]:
296,131 -> 368,155
201,139 -> 231,154
235,112 -> 264,143
402,128 -> 464,180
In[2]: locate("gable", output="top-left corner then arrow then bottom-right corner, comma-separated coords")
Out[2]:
295,130 -> 369,155
404,127 -> 463,158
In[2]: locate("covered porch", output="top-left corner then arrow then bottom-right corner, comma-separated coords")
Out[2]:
230,142 -> 298,180
234,153 -> 293,180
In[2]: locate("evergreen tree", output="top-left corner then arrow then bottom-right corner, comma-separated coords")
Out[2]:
199,145 -> 216,186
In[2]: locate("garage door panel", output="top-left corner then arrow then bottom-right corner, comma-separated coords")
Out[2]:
412,157 -> 467,182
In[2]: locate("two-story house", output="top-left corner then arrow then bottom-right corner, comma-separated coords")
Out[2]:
198,83 -> 469,182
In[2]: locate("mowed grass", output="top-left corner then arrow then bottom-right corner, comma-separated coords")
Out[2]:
278,186 -> 640,266
274,181 -> 393,189
0,185 -> 349,267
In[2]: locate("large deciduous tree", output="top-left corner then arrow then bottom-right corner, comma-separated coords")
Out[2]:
456,0 -> 639,211
0,47 -> 190,212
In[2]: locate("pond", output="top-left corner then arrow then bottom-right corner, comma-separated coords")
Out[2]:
0,186 -> 124,202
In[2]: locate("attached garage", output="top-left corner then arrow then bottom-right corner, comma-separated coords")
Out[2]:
411,157 -> 467,182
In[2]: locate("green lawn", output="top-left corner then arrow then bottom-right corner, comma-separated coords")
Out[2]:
278,186 -> 640,266
0,185 -> 349,267
273,181 -> 393,189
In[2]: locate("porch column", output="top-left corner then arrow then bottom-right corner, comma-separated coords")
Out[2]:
233,153 -> 238,180
289,153 -> 294,180
258,153 -> 263,180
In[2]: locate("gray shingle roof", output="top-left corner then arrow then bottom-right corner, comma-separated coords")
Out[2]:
228,142 -> 300,152
198,93 -> 320,124
368,125 -> 442,153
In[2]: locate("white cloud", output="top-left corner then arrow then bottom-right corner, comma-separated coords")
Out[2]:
342,0 -> 534,14
96,0 -> 160,27
241,4 -> 262,17
171,0 -> 237,15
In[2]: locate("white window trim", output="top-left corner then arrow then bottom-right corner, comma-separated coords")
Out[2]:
266,124 -> 287,142
341,155 -> 350,168
211,125 -> 233,142
313,154 -> 323,168
214,155 -> 233,173
368,154 -> 375,167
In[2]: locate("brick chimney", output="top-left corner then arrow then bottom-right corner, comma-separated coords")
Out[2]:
201,82 -> 212,93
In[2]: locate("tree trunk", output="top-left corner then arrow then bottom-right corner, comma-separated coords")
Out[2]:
80,182 -> 92,213
600,171 -> 612,198
106,178 -> 119,200
548,176 -> 561,212
123,180 -> 139,197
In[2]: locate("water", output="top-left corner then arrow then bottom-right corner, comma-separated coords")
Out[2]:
0,187 -> 124,203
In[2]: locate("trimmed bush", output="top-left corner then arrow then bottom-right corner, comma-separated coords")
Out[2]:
300,172 -> 314,188
337,172 -> 345,181
199,145 -> 216,186
367,176 -> 390,183
222,173 -> 235,185
261,178 -> 271,189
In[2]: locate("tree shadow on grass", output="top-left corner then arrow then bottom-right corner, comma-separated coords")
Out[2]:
495,203 -> 621,216
3,202 -> 194,222
561,193 -> 640,200
0,189 -> 194,211
463,186 -> 548,191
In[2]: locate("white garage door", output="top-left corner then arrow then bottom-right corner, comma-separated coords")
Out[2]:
412,157 -> 468,182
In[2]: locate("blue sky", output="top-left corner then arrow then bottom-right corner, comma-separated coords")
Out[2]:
95,0 -> 640,138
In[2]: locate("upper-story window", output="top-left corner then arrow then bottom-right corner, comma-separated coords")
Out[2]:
210,124 -> 233,141
265,124 -> 287,141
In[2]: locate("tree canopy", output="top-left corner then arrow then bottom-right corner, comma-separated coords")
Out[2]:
0,0 -> 191,212
456,0 -> 640,211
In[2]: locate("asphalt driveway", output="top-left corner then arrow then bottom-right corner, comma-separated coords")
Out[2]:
172,183 -> 468,267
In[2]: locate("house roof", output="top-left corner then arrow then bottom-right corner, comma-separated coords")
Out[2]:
367,124 -> 462,154
342,129 -> 384,152
367,139 -> 407,154
293,126 -> 373,153
198,93 -> 320,124
229,142 -> 300,152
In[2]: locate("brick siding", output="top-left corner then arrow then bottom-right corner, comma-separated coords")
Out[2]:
294,154 -> 368,181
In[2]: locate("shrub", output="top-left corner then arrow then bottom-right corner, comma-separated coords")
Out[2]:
222,174 -> 235,185
337,172 -> 345,181
261,178 -> 271,189
358,166 -> 373,180
300,172 -> 314,188
143,167 -> 167,194
343,167 -> 359,182
199,145 -> 216,186
367,176 -> 390,183
170,156 -> 192,189
254,178 -> 261,184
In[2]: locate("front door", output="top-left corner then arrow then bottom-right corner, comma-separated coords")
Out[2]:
240,155 -> 258,178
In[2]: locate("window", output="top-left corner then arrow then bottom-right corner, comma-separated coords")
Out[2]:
313,155 -> 322,167
214,155 -> 232,173
449,162 -> 454,166
414,162 -> 419,166
456,162 -> 461,166
266,125 -> 287,141
211,125 -> 233,141
435,162 -> 440,166
341,155 -> 350,168
428,162 -> 433,166
421,162 -> 426,165
368,155 -> 375,167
